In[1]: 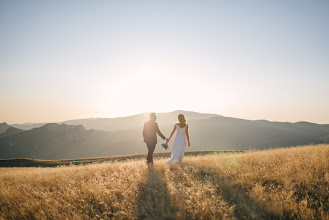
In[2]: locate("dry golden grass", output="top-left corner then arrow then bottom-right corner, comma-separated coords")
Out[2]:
0,144 -> 328,219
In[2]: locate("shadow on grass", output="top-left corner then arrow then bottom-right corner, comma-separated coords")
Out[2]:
182,163 -> 282,220
137,165 -> 176,220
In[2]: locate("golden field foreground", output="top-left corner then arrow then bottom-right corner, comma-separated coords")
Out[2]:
0,145 -> 329,220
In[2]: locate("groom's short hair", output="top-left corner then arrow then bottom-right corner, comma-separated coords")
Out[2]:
150,113 -> 156,120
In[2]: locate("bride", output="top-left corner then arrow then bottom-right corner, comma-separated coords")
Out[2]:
166,114 -> 191,164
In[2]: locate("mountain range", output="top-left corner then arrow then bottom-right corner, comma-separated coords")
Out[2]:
9,110 -> 220,131
1,110 -> 328,160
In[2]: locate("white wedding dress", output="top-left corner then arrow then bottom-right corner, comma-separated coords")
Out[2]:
167,124 -> 188,164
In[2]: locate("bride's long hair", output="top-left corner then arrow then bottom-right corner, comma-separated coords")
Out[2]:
178,114 -> 186,128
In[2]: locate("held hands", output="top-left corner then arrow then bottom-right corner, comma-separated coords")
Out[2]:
166,138 -> 170,143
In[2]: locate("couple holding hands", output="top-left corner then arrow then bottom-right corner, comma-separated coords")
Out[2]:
143,113 -> 190,164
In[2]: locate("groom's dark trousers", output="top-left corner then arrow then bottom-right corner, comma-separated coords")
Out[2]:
143,120 -> 166,164
146,143 -> 156,163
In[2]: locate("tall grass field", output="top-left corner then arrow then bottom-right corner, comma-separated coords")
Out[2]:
1,144 -> 328,219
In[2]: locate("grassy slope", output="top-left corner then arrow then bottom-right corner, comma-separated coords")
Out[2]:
0,145 -> 328,219
0,150 -> 241,167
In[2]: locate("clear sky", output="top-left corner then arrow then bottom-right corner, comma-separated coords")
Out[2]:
1,0 -> 329,124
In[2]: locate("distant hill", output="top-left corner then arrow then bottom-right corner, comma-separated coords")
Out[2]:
0,122 -> 12,134
10,110 -> 221,131
0,122 -> 158,160
1,110 -> 329,160
184,117 -> 329,150
0,127 -> 24,138
0,123 -> 99,159
9,122 -> 47,131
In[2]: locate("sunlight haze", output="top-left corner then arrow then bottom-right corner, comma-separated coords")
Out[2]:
1,0 -> 329,124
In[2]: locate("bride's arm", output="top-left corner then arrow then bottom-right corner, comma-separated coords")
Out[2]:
167,125 -> 176,142
186,125 -> 190,146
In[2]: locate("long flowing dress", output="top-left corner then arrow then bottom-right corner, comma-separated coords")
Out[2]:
167,124 -> 188,164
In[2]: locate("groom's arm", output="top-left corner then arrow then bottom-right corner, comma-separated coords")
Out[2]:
155,123 -> 167,140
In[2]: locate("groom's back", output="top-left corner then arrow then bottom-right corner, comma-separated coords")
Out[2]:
143,120 -> 158,144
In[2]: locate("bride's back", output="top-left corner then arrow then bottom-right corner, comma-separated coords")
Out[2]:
176,123 -> 188,134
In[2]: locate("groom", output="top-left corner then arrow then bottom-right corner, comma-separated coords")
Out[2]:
143,113 -> 168,164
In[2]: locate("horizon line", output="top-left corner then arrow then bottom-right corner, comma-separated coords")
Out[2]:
3,110 -> 328,125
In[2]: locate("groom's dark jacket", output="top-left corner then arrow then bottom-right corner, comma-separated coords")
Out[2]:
143,120 -> 166,144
